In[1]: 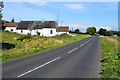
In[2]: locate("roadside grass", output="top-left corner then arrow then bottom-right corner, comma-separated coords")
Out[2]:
2,31 -> 90,62
53,33 -> 90,44
2,31 -> 24,49
100,36 -> 120,79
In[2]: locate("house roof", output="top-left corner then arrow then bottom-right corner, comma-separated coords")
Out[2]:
3,23 -> 18,27
57,26 -> 69,32
16,21 -> 57,30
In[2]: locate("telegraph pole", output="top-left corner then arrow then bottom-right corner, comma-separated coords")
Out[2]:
56,13 -> 59,34
72,27 -> 73,31
0,1 -> 4,28
61,21 -> 63,27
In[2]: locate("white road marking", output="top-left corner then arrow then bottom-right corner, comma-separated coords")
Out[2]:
85,41 -> 88,44
80,44 -> 84,47
18,57 -> 61,77
80,38 -> 92,47
85,38 -> 92,44
90,38 -> 92,41
68,48 -> 78,53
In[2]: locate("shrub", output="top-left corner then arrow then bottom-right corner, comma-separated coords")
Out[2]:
100,37 -> 119,79
18,34 -> 32,41
36,32 -> 40,35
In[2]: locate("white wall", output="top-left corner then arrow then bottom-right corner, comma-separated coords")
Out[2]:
14,30 -> 30,34
5,27 -> 69,37
14,28 -> 57,37
5,27 -> 16,32
57,32 -> 69,35
42,28 -> 57,37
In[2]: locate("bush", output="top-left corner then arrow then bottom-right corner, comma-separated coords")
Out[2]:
59,33 -> 71,38
18,34 -> 32,41
2,42 -> 15,50
36,32 -> 40,35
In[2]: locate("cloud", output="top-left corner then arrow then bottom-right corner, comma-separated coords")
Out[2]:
70,24 -> 87,29
3,0 -> 48,6
69,24 -> 88,32
27,0 -> 48,6
96,26 -> 112,30
3,2 -> 54,22
64,4 -> 84,10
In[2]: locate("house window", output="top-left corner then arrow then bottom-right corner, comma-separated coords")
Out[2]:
11,29 -> 13,31
21,30 -> 23,33
50,30 -> 53,34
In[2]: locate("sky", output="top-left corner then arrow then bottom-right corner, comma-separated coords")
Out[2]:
3,2 -> 118,32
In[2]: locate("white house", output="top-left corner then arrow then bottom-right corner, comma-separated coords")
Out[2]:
3,23 -> 18,32
4,21 -> 69,37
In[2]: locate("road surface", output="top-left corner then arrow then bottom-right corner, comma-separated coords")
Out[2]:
2,36 -> 101,78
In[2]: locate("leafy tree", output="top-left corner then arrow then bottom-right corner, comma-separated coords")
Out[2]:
6,21 -> 10,23
109,30 -> 120,36
86,27 -> 96,35
11,18 -> 15,23
69,30 -> 72,33
117,31 -> 120,36
98,28 -> 107,36
106,31 -> 112,36
75,29 -> 80,34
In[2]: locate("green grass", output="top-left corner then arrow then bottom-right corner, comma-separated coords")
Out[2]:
53,33 -> 90,44
2,31 -> 24,48
2,31 -> 90,62
100,36 -> 120,79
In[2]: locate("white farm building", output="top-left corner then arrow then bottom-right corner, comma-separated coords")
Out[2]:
3,21 -> 69,37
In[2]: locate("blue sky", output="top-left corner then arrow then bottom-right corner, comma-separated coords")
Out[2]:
3,2 -> 118,32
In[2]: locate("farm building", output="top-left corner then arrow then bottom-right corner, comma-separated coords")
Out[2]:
3,20 -> 69,37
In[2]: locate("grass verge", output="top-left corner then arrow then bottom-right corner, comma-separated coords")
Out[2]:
100,36 -> 120,79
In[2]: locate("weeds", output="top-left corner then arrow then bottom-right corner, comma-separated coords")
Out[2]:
100,36 -> 120,79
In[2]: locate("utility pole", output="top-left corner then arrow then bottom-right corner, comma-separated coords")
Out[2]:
72,27 -> 73,31
56,13 -> 59,34
0,1 -> 4,28
61,21 -> 63,27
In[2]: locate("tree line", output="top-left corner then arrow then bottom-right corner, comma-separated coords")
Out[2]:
69,27 -> 120,36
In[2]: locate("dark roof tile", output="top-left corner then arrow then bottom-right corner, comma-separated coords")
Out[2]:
16,21 -> 57,30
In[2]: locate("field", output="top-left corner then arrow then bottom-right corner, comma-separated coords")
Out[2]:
100,36 -> 120,79
2,31 -> 90,62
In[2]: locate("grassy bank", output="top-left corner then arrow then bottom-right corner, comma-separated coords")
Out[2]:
2,31 -> 90,62
100,36 -> 120,79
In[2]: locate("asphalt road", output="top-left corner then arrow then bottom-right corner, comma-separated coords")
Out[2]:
2,36 -> 101,78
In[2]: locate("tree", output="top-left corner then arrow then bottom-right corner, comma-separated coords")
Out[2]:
11,18 -> 15,23
98,28 -> 107,36
69,30 -> 72,33
86,27 -> 96,35
106,31 -> 112,36
75,29 -> 80,34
